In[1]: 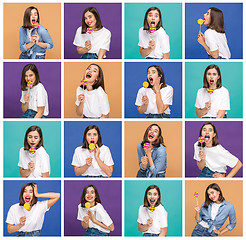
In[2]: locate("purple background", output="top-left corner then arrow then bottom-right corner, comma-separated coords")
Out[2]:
64,3 -> 122,59
4,62 -> 61,118
185,121 -> 243,177
64,180 -> 122,236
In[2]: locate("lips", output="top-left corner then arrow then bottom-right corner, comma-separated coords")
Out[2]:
151,21 -> 155,26
148,77 -> 153,84
87,22 -> 92,26
90,140 -> 94,144
210,79 -> 214,84
87,197 -> 93,200
30,143 -> 35,145
149,199 -> 155,204
86,73 -> 92,79
32,19 -> 36,24
204,135 -> 210,142
148,133 -> 154,139
25,197 -> 31,203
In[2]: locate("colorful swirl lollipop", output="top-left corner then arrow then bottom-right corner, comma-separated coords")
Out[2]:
144,142 -> 150,150
194,192 -> 199,205
85,202 -> 91,209
24,203 -> 30,210
207,88 -> 214,95
33,22 -> 40,29
149,206 -> 155,212
87,27 -> 93,34
198,136 -> 205,143
89,143 -> 95,150
27,81 -> 34,88
81,78 -> 87,86
29,147 -> 36,155
150,27 -> 156,33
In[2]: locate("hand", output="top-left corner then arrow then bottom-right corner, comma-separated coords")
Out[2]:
94,144 -> 100,160
88,211 -> 96,223
142,95 -> 149,106
32,183 -> 38,197
205,101 -> 211,111
85,40 -> 92,51
23,93 -> 30,103
194,204 -> 200,212
86,157 -> 92,167
83,215 -> 89,224
197,31 -> 205,45
147,218 -> 153,227
35,32 -> 40,43
19,216 -> 26,226
153,82 -> 163,94
213,172 -> 225,178
198,150 -> 206,161
148,39 -> 155,50
141,156 -> 148,169
30,35 -> 36,43
28,161 -> 35,172
213,229 -> 222,235
144,147 -> 151,158
78,94 -> 85,104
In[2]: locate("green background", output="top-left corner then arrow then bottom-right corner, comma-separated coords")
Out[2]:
125,180 -> 182,236
4,121 -> 61,177
185,62 -> 243,118
124,3 -> 182,59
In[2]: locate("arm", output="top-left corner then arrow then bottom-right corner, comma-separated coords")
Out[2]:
41,172 -> 49,178
137,95 -> 149,114
19,167 -> 32,178
77,40 -> 91,55
216,110 -> 226,119
7,221 -> 25,234
195,205 -> 201,222
88,211 -> 114,231
34,106 -> 45,118
196,150 -> 206,170
35,28 -> 53,49
162,52 -> 170,59
100,113 -> 109,118
155,89 -> 169,114
74,164 -> 90,176
196,102 -> 211,117
139,39 -> 155,57
21,93 -> 30,113
226,160 -> 242,178
98,49 -> 107,59
159,227 -> 167,237
138,219 -> 152,232
76,93 -> 85,117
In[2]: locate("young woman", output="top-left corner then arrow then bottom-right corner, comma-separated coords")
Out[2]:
137,124 -> 167,178
73,7 -> 111,59
138,185 -> 167,237
6,183 -> 60,236
195,64 -> 230,118
20,64 -> 49,118
18,126 -> 50,178
72,125 -> 114,177
194,122 -> 242,178
135,65 -> 173,118
197,8 -> 230,59
75,63 -> 110,119
139,7 -> 170,59
192,183 -> 236,236
77,184 -> 114,236
19,6 -> 53,59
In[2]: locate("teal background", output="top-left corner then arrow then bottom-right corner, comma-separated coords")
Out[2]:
125,180 -> 182,236
185,62 -> 243,118
125,3 -> 182,59
4,121 -> 61,177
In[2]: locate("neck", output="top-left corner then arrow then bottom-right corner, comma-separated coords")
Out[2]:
86,83 -> 93,91
205,142 -> 213,148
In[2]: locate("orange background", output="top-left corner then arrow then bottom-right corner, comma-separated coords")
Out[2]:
185,180 -> 243,236
4,3 -> 61,59
64,62 -> 122,118
125,121 -> 182,177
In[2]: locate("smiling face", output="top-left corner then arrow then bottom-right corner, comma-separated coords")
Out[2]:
84,65 -> 99,85
201,124 -> 216,147
23,185 -> 34,204
147,10 -> 160,28
30,8 -> 38,26
84,11 -> 97,29
25,69 -> 36,85
147,67 -> 161,86
85,186 -> 96,205
86,128 -> 98,145
27,130 -> 41,149
147,125 -> 160,143
204,9 -> 211,25
207,188 -> 221,203
206,68 -> 220,89
147,188 -> 159,207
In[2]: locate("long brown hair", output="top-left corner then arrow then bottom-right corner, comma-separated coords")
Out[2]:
23,6 -> 40,29
207,7 -> 225,33
21,64 -> 41,91
81,125 -> 103,149
143,185 -> 161,207
24,126 -> 44,150
80,184 -> 101,207
19,182 -> 38,206
198,122 -> 219,147
143,7 -> 163,31
203,64 -> 222,89
146,65 -> 167,89
203,183 -> 225,208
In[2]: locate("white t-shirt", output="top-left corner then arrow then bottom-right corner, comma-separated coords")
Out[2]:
6,201 -> 49,232
71,145 -> 114,177
18,146 -> 50,178
135,86 -> 173,114
138,27 -> 170,59
20,83 -> 49,116
75,86 -> 110,118
73,27 -> 111,57
137,204 -> 168,234
77,203 -> 113,233
194,142 -> 239,173
195,87 -> 230,117
204,29 -> 231,59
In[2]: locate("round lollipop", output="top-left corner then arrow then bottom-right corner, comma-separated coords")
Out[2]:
24,203 -> 30,210
87,27 -> 92,34
144,142 -> 150,150
89,143 -> 95,150
149,206 -> 155,212
81,78 -> 87,91
198,136 -> 205,150
143,81 -> 149,95
207,88 -> 214,95
85,202 -> 91,209
194,191 -> 199,205
27,81 -> 34,88
150,27 -> 156,33
33,22 -> 40,29
29,147 -> 36,155
197,18 -> 203,31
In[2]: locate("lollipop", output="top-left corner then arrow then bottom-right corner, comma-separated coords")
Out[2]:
143,81 -> 149,95
33,22 -> 40,29
87,27 -> 93,34
198,136 -> 205,143
144,142 -> 150,150
81,78 -> 87,87
150,27 -> 156,33
85,202 -> 91,209
89,143 -> 95,150
24,203 -> 30,210
149,206 -> 155,212
197,18 -> 203,31
207,88 -> 214,95
194,192 -> 199,205
29,147 -> 36,155
27,81 -> 34,88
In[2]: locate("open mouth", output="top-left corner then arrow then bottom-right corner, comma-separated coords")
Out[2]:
148,133 -> 154,139
90,140 -> 94,144
210,79 -> 214,84
151,21 -> 155,26
148,77 -> 153,84
32,19 -> 36,24
25,197 -> 31,203
204,135 -> 210,142
86,73 -> 92,79
149,199 -> 155,204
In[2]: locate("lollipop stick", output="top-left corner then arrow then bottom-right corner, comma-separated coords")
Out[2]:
196,197 -> 199,205
200,25 -> 201,32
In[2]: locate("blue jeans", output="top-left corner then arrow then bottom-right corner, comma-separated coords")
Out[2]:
19,53 -> 45,59
202,114 -> 227,119
80,53 -> 98,59
21,109 -> 47,118
146,113 -> 170,118
198,167 -> 225,178
191,224 -> 217,237
146,57 -> 162,60
143,233 -> 159,237
84,175 -> 107,178
137,168 -> 165,178
83,115 -> 100,119
84,228 -> 109,236
207,55 -> 225,59
17,230 -> 41,237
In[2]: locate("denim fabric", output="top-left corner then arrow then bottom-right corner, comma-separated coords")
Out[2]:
146,57 -> 162,60
83,115 -> 100,119
191,224 -> 217,237
207,55 -> 225,59
19,53 -> 45,59
17,230 -> 41,237
137,143 -> 167,178
21,109 -> 47,118
198,167 -> 225,178
197,201 -> 236,233
137,168 -> 165,178
80,53 -> 98,59
84,228 -> 109,236
19,25 -> 53,59
143,233 -> 159,237
145,113 -> 170,118
202,114 -> 227,119
84,175 -> 107,178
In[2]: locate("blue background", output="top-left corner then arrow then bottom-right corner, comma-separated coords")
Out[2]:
64,121 -> 122,177
4,180 -> 61,236
185,3 -> 243,59
125,62 -> 182,118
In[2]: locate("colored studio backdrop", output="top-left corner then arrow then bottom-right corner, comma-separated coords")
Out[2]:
125,62 -> 182,118
125,121 -> 182,178
185,121 -> 243,177
4,180 -> 61,236
3,3 -> 61,59
125,3 -> 182,59
64,121 -> 122,177
64,3 -> 122,59
185,3 -> 242,59
185,62 -> 243,118
185,180 -> 243,236
64,62 -> 122,118
125,180 -> 182,236
4,62 -> 61,118
64,180 -> 122,236
4,121 -> 61,178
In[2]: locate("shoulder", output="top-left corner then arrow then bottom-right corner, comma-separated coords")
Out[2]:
139,27 -> 144,32
9,203 -> 20,211
75,26 -> 82,34
74,146 -> 83,153
218,86 -> 229,93
101,27 -> 111,35
197,88 -> 206,94
162,85 -> 173,92
137,87 -> 145,93
78,203 -> 82,209
194,141 -> 199,147
156,204 -> 167,214
37,146 -> 48,155
96,86 -> 107,95
38,25 -> 49,32
223,201 -> 234,209
96,203 -> 105,210
20,26 -> 25,32
155,144 -> 166,154
205,28 -> 217,36
100,145 -> 110,152
35,83 -> 46,91
138,204 -> 145,211
19,147 -> 25,153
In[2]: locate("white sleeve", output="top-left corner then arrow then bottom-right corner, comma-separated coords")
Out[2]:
138,28 -> 146,48
73,27 -> 85,47
6,206 -> 15,224
71,148 -> 83,167
161,86 -> 173,105
20,91 -> 26,103
137,206 -> 145,224
160,29 -> 170,53
100,29 -> 111,51
36,85 -> 47,107
77,205 -> 85,221
135,88 -> 144,106
219,146 -> 239,168
205,30 -> 219,52
97,204 -> 113,226
39,200 -> 49,212
75,87 -> 81,106
195,89 -> 202,108
219,89 -> 230,110
193,142 -> 201,161
101,146 -> 114,166
18,149 -> 28,169
159,206 -> 168,228
99,90 -> 110,115
39,149 -> 50,173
